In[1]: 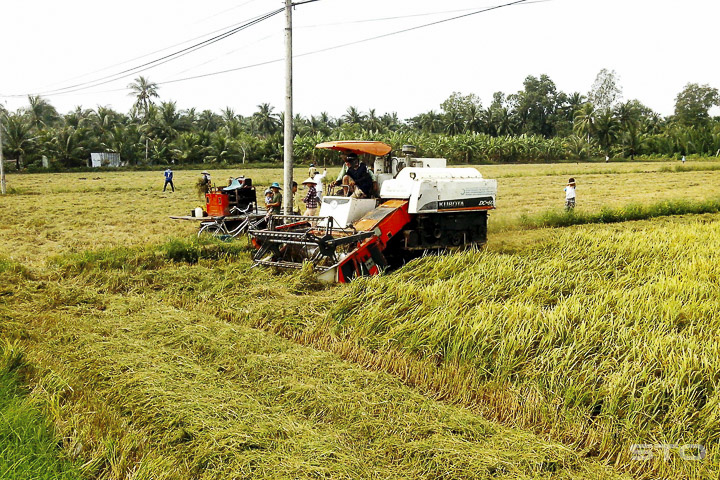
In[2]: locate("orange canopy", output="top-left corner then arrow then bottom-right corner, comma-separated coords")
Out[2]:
315,140 -> 392,157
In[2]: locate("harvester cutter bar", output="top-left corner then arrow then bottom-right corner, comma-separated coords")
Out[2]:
253,259 -> 333,271
249,229 -> 374,247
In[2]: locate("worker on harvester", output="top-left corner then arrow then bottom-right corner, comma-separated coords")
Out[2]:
333,152 -> 374,198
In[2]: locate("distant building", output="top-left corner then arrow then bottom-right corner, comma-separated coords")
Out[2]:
90,152 -> 122,168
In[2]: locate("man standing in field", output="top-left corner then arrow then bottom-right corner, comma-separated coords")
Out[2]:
266,182 -> 283,216
313,168 -> 327,200
163,167 -> 175,192
565,178 -> 576,211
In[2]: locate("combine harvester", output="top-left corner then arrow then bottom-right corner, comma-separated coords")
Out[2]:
249,141 -> 497,283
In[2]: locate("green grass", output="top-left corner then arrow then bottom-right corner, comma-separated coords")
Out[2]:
517,198 -> 720,229
0,340 -> 80,480
658,163 -> 720,173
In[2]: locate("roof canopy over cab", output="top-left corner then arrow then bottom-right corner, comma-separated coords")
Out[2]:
315,140 -> 392,157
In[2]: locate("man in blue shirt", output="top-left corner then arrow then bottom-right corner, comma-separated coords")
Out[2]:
163,168 -> 175,192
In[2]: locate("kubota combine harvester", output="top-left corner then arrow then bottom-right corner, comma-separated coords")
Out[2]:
248,141 -> 497,283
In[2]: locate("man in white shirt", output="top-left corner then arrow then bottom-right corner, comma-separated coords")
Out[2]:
312,168 -> 327,200
564,178 -> 576,211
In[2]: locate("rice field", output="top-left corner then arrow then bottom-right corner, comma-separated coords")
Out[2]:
0,339 -> 80,479
1,160 -> 719,479
326,215 -> 720,479
0,243 -> 623,479
2,160 -> 720,264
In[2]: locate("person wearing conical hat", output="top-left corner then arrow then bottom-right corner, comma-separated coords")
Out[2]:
199,170 -> 211,194
301,177 -> 320,216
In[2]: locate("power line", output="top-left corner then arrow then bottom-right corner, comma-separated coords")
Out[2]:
296,0 -> 548,29
168,1 -> 545,84
153,0 -> 534,87
192,0 -> 263,25
5,0 -> 535,101
32,8 -> 281,93
3,7 -> 284,99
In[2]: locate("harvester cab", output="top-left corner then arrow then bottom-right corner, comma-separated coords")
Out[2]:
248,141 -> 497,283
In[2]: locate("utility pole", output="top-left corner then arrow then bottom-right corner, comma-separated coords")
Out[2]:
282,0 -> 294,215
0,110 -> 5,195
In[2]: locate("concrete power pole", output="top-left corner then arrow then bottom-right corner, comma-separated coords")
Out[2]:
282,0 -> 294,215
0,112 -> 5,195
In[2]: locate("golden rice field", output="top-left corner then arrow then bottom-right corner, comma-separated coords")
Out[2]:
2,160 -> 720,264
1,160 -> 719,479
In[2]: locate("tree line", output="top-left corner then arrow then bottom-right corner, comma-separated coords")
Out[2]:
1,70 -> 719,170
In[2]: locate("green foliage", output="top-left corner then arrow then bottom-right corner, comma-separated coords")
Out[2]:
0,340 -> 80,480
519,198 -> 720,228
5,74 -> 720,170
674,83 -> 720,127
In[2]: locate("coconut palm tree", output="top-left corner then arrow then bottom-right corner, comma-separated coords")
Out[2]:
128,76 -> 159,119
573,103 -> 597,144
26,95 -> 60,130
410,111 -> 443,134
197,110 -> 222,133
365,109 -> 383,132
3,114 -> 34,169
252,103 -> 280,137
594,109 -> 620,155
318,111 -> 335,130
381,112 -> 401,132
443,110 -> 465,136
342,106 -> 365,126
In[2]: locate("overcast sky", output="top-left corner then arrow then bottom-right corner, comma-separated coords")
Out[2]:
1,0 -> 718,120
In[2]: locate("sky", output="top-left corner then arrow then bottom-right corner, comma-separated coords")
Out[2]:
1,0 -> 718,120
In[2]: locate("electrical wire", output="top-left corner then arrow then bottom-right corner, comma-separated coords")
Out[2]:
5,7 -> 283,98
296,0 -> 548,29
191,0 -> 263,25
169,0 -> 546,83
34,8 -> 281,92
5,0 -> 535,99
154,0 -> 533,87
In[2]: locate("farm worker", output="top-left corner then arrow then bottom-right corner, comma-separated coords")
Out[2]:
333,152 -> 356,186
290,181 -> 300,214
200,171 -> 211,194
163,167 -> 174,192
334,153 -> 373,198
682,155 -> 686,164
312,168 -> 328,200
345,162 -> 373,198
605,155 -> 609,163
565,178 -> 576,211
301,178 -> 320,216
266,182 -> 282,216
308,163 -> 318,178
